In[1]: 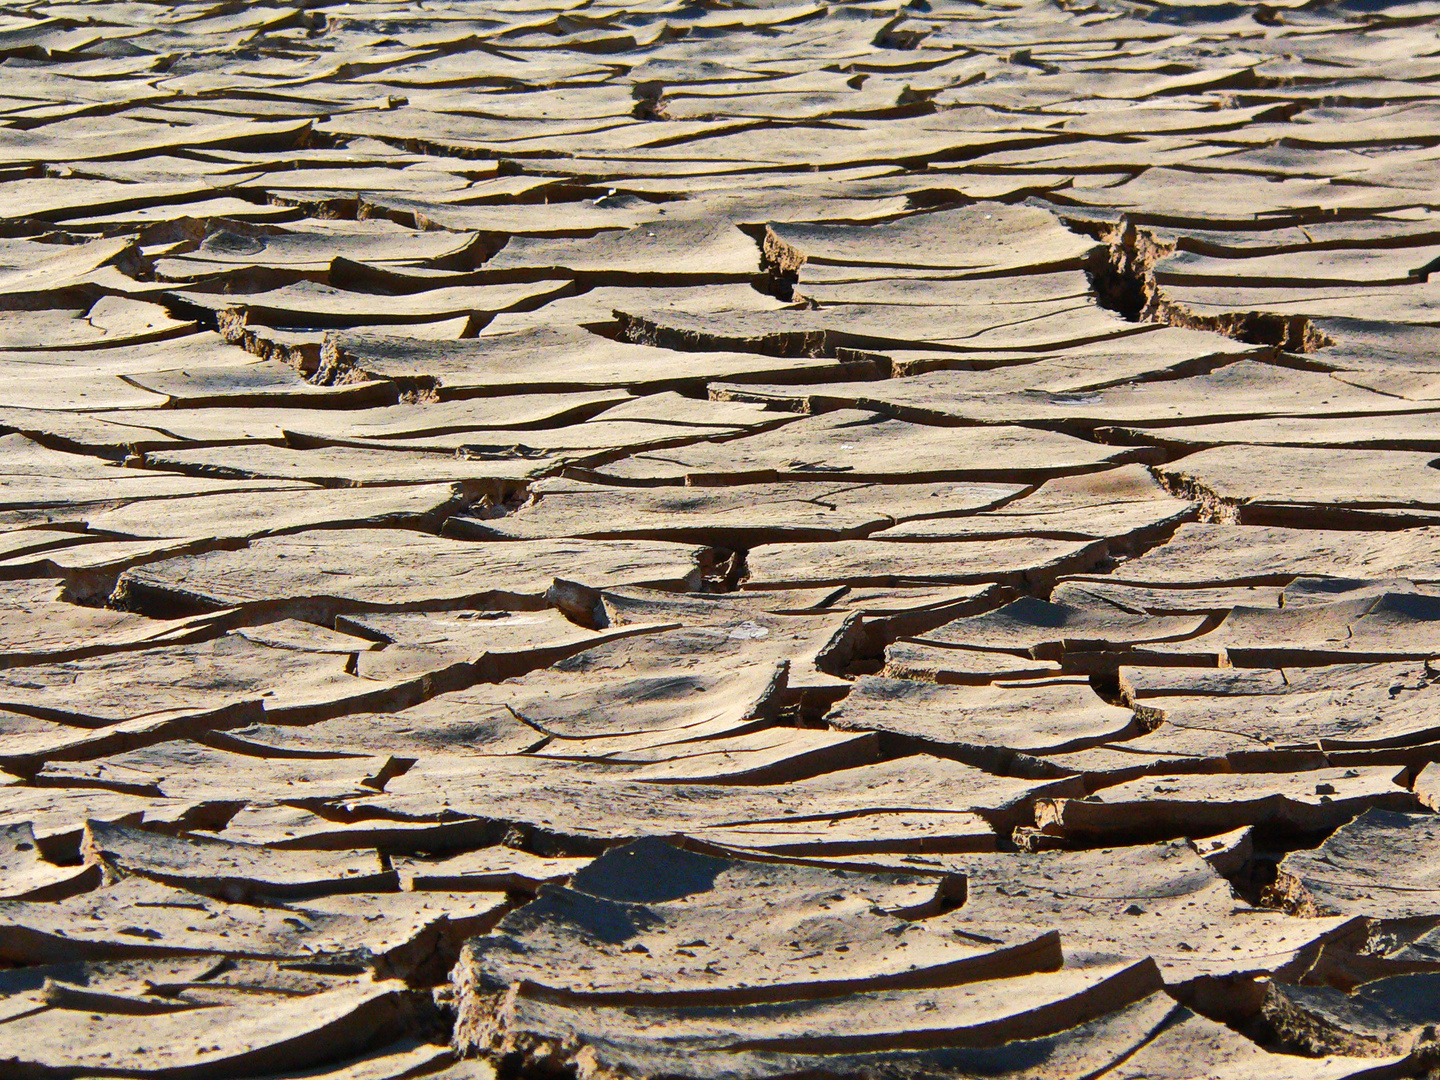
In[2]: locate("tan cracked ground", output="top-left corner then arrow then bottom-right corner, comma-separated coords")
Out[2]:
3,0 -> 1440,1077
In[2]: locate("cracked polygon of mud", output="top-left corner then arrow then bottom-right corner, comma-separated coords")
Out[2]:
10,2 -> 1440,1076
457,477 -> 1026,546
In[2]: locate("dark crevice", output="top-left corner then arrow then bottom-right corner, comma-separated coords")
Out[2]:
1083,219 -> 1334,354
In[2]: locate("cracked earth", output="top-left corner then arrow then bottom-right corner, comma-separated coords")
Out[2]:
4,0 -> 1440,1077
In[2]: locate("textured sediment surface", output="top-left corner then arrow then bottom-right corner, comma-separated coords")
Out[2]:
3,0 -> 1440,1077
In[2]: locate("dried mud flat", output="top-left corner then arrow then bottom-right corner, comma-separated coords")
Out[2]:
7,0 -> 1440,1077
